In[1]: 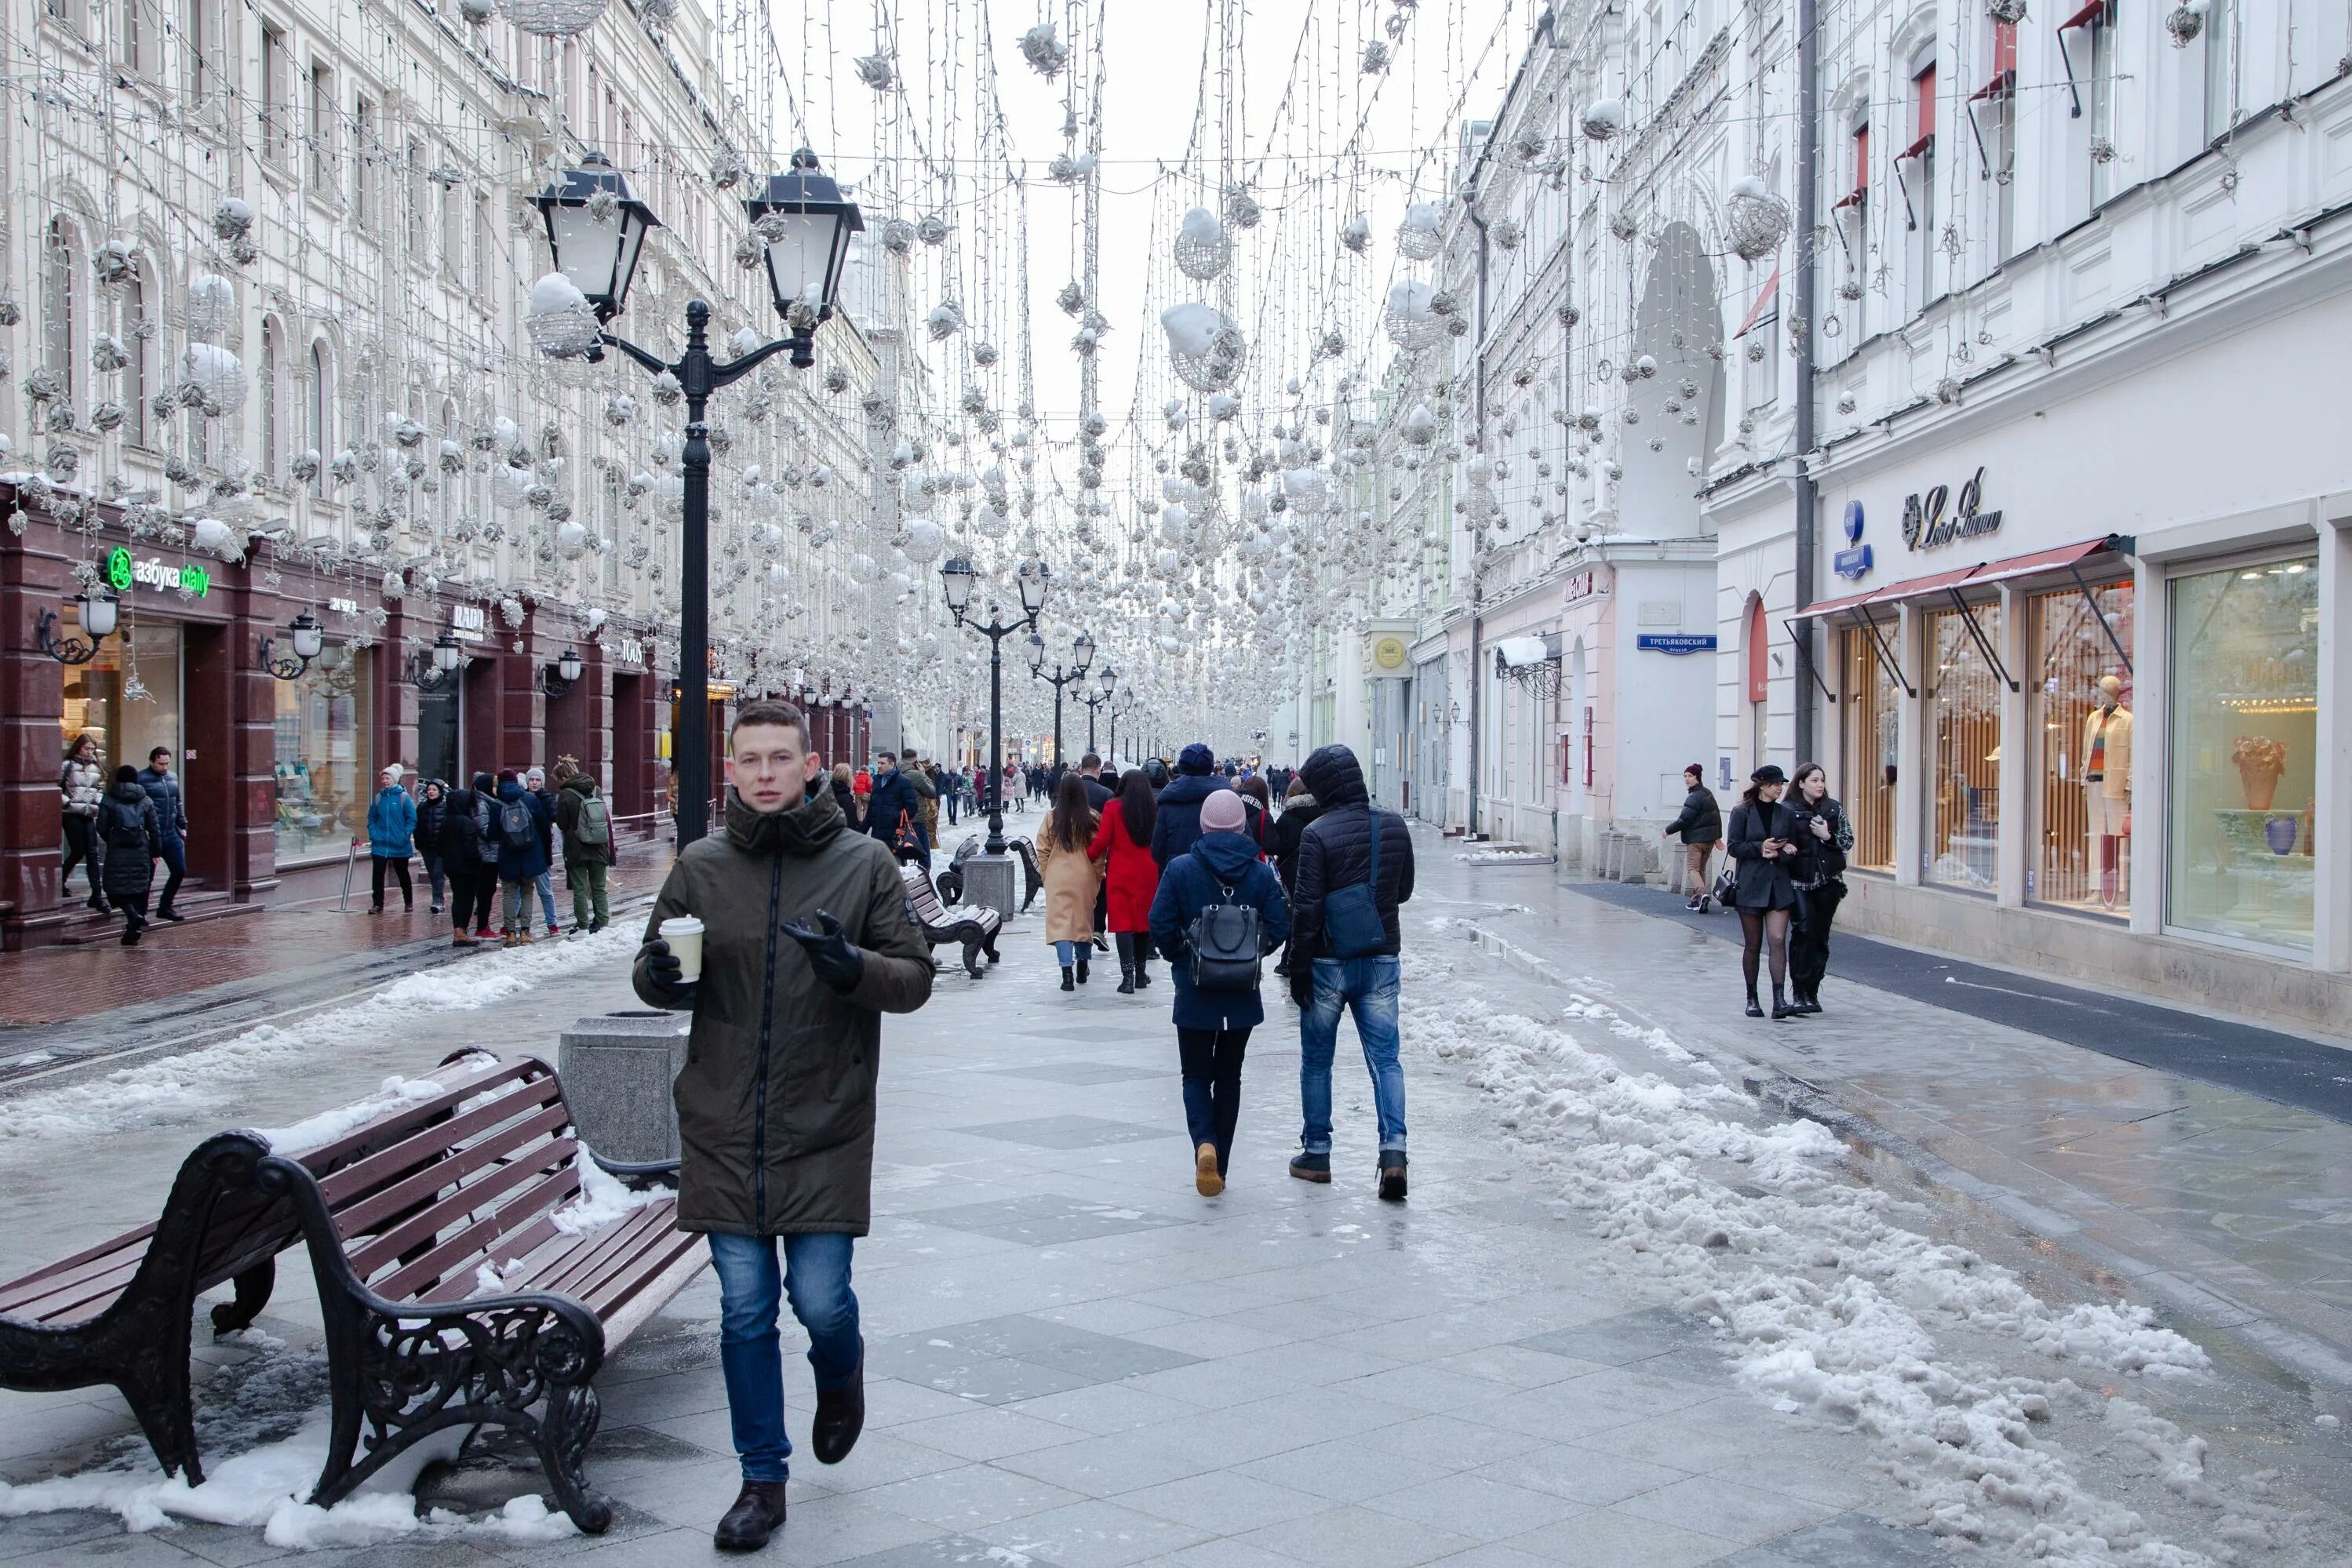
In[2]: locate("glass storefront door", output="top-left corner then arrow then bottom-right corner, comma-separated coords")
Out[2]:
1838,626 -> 1899,873
59,609 -> 184,784
2167,556 -> 2318,951
417,685 -> 461,790
1923,602 -> 2002,892
2028,580 -> 2135,918
273,645 -> 374,864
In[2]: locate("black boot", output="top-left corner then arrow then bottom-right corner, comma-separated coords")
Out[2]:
1134,958 -> 1151,988
811,1356 -> 865,1464
1117,965 -> 1136,995
1061,966 -> 1076,991
1076,956 -> 1089,984
1745,988 -> 1764,1019
1771,984 -> 1797,1020
714,1481 -> 789,1550
1378,1151 -> 1408,1202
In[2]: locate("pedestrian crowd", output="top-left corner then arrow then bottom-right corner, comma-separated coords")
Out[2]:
1666,759 -> 1851,1018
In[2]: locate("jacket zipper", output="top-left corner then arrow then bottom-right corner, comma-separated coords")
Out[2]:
751,854 -> 783,1229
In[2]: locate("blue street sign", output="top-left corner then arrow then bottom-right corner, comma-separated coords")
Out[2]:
1833,543 -> 1873,580
1636,634 -> 1718,655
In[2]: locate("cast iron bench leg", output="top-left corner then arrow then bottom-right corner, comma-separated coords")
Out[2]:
209,1258 -> 275,1336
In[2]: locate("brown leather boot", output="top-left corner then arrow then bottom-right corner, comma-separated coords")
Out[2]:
714,1480 -> 788,1551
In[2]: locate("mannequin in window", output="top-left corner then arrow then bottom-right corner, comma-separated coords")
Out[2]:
2081,675 -> 2131,908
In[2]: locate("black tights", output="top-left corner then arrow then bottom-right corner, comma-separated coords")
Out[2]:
1739,908 -> 1791,994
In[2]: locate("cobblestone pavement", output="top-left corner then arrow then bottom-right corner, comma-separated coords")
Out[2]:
1,825 -> 2347,1566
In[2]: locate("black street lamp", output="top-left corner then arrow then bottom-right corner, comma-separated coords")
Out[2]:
1108,684 -> 1137,766
539,645 -> 585,699
1027,629 -> 1094,772
1079,662 -> 1116,755
35,590 -> 120,666
942,555 -> 1048,854
406,630 -> 467,692
258,611 -> 325,682
534,148 -> 862,846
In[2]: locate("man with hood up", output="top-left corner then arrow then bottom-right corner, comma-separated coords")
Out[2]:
1285,744 -> 1415,1200
1150,742 -> 1235,870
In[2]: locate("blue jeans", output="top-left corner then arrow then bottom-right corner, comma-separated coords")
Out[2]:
154,834 -> 186,913
1298,955 -> 1407,1155
1054,940 -> 1082,967
533,868 -> 558,928
708,1232 -> 863,1483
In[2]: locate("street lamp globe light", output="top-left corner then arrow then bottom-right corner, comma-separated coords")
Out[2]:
940,556 -> 977,617
1025,631 -> 1047,673
745,151 -> 866,367
1016,558 -> 1050,616
1097,664 -> 1117,697
1072,631 -> 1094,675
431,631 -> 464,674
530,152 -> 661,324
558,646 -> 585,686
289,611 -> 325,663
80,590 -> 120,642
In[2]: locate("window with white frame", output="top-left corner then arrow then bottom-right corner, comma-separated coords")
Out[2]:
42,216 -> 78,405
117,264 -> 149,447
308,61 -> 336,194
260,319 -> 282,476
2202,0 -> 2237,144
261,24 -> 291,167
117,0 -> 141,71
1902,57 -> 1938,309
307,340 -> 333,496
352,93 -> 378,227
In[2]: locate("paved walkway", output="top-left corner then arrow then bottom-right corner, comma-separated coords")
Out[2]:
2,825 -> 2347,1566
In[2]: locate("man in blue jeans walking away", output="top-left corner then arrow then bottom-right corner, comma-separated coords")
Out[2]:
633,700 -> 936,1551
1285,743 -> 1414,1200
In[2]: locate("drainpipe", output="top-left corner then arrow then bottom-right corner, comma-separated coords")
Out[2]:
1465,206 -> 1491,839
1792,0 -> 1821,767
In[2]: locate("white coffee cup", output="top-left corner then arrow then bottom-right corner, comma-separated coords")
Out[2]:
658,915 -> 705,984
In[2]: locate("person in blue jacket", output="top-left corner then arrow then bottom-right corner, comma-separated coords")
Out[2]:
1149,742 -> 1234,870
486,767 -> 552,944
861,751 -> 928,861
365,766 -> 419,914
1149,788 -> 1290,1198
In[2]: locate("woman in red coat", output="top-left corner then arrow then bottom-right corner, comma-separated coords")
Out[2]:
1090,769 -> 1162,994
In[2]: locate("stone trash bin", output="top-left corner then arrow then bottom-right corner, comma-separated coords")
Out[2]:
558,1010 -> 690,1164
961,853 -> 1018,921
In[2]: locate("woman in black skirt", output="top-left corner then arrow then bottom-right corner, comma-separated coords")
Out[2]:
1724,764 -> 1800,1020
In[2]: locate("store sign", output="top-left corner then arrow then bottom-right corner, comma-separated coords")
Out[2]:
613,638 -> 645,669
1833,500 -> 1874,580
326,596 -> 359,615
1902,467 -> 2003,551
106,547 -> 210,598
1562,568 -> 1605,606
450,603 -> 487,641
1637,634 -> 1717,656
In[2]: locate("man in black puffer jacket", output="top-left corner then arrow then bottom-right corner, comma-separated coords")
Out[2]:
1150,743 -> 1232,869
1286,744 -> 1414,1200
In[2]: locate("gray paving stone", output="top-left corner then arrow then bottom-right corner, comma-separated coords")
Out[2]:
1506,1508 -> 1736,1567
889,1407 -> 1099,1464
1364,1473 -> 1588,1541
1465,1446 -> 1691,1508
827,1533 -> 1065,1568
1230,1439 -> 1456,1504
1115,1472 -> 1330,1533
907,1196 -> 1194,1246
857,1462 -> 1088,1530
1232,1506 -> 1479,1568
976,1500 -> 1213,1568
1703,1517 -> 1946,1566
1607,1478 -> 1837,1548
991,1064 -> 1175,1086
956,1117 -> 1184,1151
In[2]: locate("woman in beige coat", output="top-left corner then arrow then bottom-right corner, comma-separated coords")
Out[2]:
1038,772 -> 1104,991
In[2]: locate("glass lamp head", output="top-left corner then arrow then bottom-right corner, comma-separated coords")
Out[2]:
745,151 -> 866,330
289,611 -> 325,663
940,556 -> 977,613
558,646 -> 585,684
1072,631 -> 1095,674
431,631 -> 464,672
79,591 -> 119,640
531,153 -> 662,323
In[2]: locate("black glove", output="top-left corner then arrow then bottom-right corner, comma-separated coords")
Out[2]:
1289,966 -> 1314,1010
781,910 -> 866,993
642,938 -> 698,1010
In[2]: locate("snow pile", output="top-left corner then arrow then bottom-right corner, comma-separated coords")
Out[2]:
552,1151 -> 657,1235
0,927 -> 639,1144
0,1340 -> 577,1548
1405,972 -> 2270,1563
250,1073 -> 451,1157
1453,848 -> 1553,865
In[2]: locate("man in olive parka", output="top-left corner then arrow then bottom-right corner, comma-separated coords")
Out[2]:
633,700 -> 934,1552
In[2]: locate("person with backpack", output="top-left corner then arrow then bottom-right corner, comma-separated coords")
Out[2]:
1270,773 -> 1323,977
465,772 -> 501,938
555,766 -> 617,933
1149,788 -> 1290,1196
901,751 -> 938,849
526,766 -> 563,937
435,776 -> 487,944
1287,744 -> 1415,1201
1149,744 -> 1233,869
96,765 -> 161,945
486,768 -> 552,945
135,746 -> 191,922
60,732 -> 108,911
365,766 -> 418,914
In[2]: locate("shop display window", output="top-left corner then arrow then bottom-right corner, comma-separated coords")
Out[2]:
59,611 -> 184,785
1923,602 -> 2001,892
1838,625 -> 1898,873
273,645 -> 373,864
2027,580 -> 2135,918
2166,557 -> 2317,951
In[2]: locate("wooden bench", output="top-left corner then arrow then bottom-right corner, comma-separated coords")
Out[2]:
0,1051 -> 705,1534
938,835 -> 985,905
900,862 -> 1001,977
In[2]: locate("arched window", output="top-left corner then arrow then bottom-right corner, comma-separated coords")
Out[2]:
260,318 -> 283,475
118,260 -> 149,446
307,339 -> 333,497
42,216 -> 78,403
1745,593 -> 1770,770
438,398 -> 459,527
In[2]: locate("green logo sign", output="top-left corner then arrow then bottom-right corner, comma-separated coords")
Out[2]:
180,563 -> 211,596
104,548 -> 213,598
106,548 -> 133,592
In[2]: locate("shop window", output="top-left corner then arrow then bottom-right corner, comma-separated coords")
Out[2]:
116,264 -> 149,446
2166,557 -> 2317,951
60,612 -> 184,786
2027,580 -> 2135,917
1924,602 -> 2001,891
273,645 -> 373,864
42,216 -> 77,404
2201,0 -> 2237,143
1838,625 -> 1898,873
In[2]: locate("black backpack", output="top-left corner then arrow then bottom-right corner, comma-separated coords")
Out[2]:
1185,860 -> 1263,994
104,799 -> 150,853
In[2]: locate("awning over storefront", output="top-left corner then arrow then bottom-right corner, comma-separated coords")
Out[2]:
1793,533 -> 2128,620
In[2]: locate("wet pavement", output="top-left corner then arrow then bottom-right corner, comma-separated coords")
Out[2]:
0,824 -> 2347,1565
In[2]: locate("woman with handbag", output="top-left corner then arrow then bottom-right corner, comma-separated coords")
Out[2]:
1090,769 -> 1163,993
1148,789 -> 1290,1196
1725,764 -> 1801,1020
1039,773 -> 1104,991
1786,762 -> 1854,1015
